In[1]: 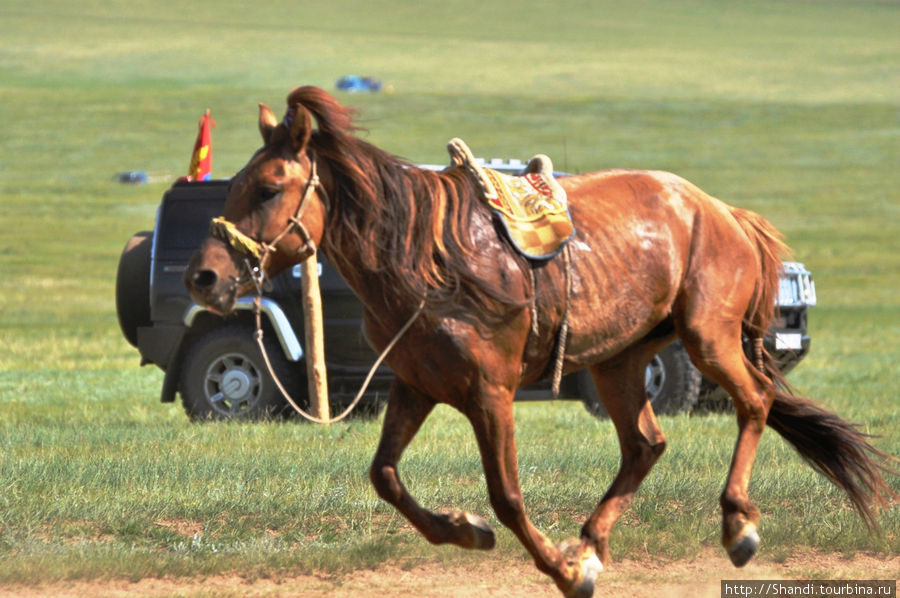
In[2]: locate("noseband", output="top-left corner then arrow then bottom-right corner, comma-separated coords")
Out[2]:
209,155 -> 323,279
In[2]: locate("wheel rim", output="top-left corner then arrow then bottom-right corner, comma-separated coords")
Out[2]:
203,352 -> 262,416
644,354 -> 666,405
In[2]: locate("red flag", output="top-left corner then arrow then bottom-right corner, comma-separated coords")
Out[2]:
184,109 -> 216,181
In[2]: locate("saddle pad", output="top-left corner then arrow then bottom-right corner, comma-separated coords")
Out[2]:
481,168 -> 575,260
446,138 -> 575,260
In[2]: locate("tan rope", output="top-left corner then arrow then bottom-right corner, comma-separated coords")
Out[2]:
253,293 -> 425,424
528,268 -> 539,338
551,244 -> 571,397
753,337 -> 765,373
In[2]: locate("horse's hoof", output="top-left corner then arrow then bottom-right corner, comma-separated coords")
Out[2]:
727,524 -> 759,567
568,552 -> 603,598
558,539 -> 603,598
449,511 -> 495,550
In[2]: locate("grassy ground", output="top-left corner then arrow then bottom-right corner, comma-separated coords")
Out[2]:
0,0 -> 897,585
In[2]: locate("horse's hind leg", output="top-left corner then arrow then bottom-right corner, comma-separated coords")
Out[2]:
679,324 -> 774,567
369,379 -> 495,550
579,352 -> 667,565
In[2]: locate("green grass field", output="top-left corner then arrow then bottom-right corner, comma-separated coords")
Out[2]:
1,0 -> 897,586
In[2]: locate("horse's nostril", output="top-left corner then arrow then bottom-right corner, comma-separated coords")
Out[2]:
191,269 -> 218,290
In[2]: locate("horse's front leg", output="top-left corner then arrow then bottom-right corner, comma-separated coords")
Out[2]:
466,384 -> 602,598
369,379 -> 496,550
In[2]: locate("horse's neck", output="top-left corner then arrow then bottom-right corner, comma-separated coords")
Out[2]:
318,154 -> 407,305
317,149 -> 523,330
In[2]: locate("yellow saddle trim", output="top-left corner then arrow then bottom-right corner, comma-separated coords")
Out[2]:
447,138 -> 575,260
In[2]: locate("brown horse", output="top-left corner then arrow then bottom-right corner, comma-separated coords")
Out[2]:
185,86 -> 893,597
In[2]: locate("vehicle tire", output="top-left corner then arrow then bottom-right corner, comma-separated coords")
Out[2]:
179,324 -> 306,421
116,231 -> 153,348
579,341 -> 702,417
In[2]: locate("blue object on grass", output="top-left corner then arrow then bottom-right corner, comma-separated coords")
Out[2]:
336,75 -> 382,93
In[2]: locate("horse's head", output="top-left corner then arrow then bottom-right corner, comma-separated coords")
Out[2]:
185,87 -> 332,315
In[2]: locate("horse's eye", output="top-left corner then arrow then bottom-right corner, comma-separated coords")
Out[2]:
258,187 -> 280,202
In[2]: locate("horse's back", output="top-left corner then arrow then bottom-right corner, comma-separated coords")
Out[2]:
563,168 -> 755,275
563,168 -> 729,223
558,169 -> 759,366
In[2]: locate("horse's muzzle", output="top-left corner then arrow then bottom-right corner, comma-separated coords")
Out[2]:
184,241 -> 247,315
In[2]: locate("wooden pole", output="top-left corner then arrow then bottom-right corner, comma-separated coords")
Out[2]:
300,250 -> 330,422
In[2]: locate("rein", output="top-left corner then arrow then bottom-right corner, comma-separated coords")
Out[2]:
249,269 -> 424,424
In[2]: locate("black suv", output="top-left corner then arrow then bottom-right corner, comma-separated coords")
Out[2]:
116,169 -> 816,421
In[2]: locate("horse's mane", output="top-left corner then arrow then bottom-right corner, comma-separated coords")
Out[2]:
290,87 -> 525,314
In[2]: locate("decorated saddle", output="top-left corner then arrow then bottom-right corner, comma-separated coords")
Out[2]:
447,138 -> 575,260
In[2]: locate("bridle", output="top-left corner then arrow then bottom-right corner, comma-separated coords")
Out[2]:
206,153 -> 340,422
209,153 -> 324,285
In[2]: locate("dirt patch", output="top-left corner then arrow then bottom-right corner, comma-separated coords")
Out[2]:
0,551 -> 895,598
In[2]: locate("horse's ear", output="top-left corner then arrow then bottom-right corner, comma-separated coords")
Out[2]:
259,103 -> 278,144
288,105 -> 313,152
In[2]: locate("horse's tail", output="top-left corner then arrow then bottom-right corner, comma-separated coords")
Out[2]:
766,387 -> 896,528
728,206 -> 897,529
